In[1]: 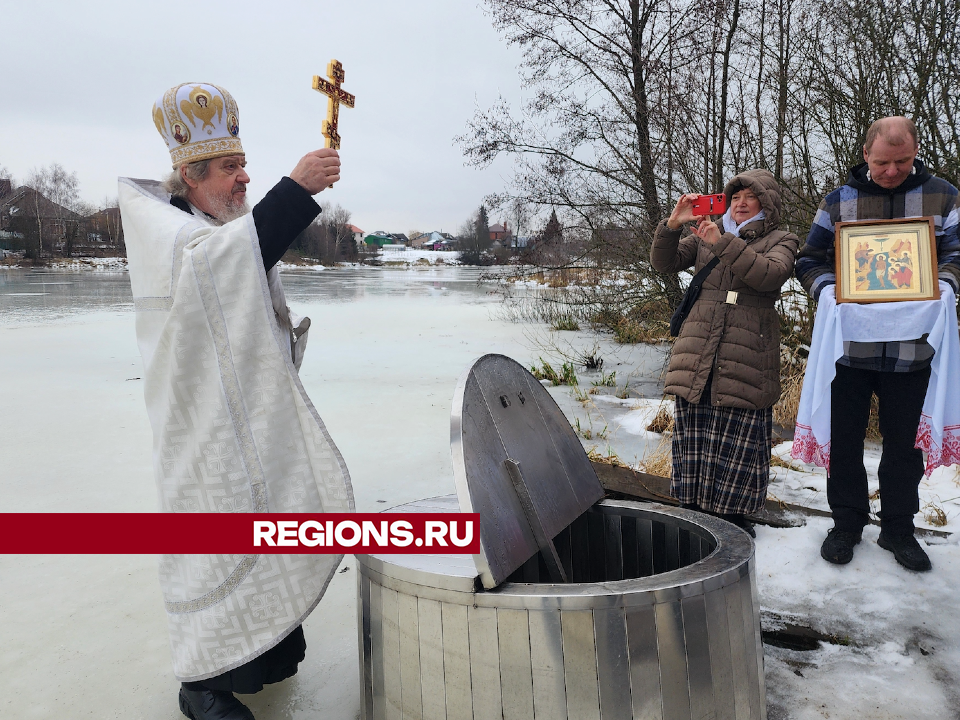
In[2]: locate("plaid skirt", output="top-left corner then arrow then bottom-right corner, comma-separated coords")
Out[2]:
671,395 -> 773,515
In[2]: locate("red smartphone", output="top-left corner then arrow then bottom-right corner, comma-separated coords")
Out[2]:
691,193 -> 726,216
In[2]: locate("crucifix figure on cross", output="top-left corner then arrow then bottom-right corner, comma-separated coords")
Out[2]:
312,59 -> 356,150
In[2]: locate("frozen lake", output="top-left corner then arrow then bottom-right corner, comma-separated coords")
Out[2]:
0,266 -> 667,719
5,266 -> 959,719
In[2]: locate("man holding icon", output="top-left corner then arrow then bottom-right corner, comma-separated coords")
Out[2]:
795,116 -> 960,571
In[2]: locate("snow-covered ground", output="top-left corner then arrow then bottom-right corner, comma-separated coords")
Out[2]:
47,256 -> 129,270
757,517 -> 960,718
375,248 -> 459,265
6,247 -> 457,274
766,443 -> 960,535
1,266 -> 958,719
275,248 -> 461,270
548,377 -> 960,535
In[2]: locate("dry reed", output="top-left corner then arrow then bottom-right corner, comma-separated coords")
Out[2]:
646,403 -> 675,434
770,454 -> 805,472
923,499 -> 948,527
639,431 -> 673,478
587,446 -> 626,467
773,358 -> 806,430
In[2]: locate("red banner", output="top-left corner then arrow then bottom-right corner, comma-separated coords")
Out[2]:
0,514 -> 480,554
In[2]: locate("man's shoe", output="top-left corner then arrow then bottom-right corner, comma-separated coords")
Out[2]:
820,528 -> 862,564
179,684 -> 255,720
877,532 -> 932,572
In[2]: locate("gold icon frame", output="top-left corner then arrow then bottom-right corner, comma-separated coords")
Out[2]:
834,217 -> 939,303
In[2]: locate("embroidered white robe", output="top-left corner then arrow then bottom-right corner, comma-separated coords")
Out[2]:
118,177 -> 353,681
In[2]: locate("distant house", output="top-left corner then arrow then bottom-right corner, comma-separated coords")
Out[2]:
0,185 -> 82,255
414,232 -> 453,251
346,224 -> 364,245
364,234 -> 394,248
490,222 -> 510,241
367,232 -> 410,245
367,231 -> 409,245
412,231 -> 446,249
81,207 -> 125,253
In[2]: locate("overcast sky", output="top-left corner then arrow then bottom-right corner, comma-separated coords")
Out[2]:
1,1 -> 526,235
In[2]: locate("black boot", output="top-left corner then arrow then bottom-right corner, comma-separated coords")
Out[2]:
877,532 -> 932,572
820,528 -> 862,565
720,514 -> 756,538
179,683 -> 255,720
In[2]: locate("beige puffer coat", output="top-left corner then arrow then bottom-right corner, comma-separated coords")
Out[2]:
651,169 -> 799,410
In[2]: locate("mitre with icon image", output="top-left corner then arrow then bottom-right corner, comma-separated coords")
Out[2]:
153,82 -> 244,167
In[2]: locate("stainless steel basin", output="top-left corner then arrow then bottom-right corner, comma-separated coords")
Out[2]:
357,495 -> 764,720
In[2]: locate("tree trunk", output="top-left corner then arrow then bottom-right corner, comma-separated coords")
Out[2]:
756,0 -> 766,164
775,0 -> 791,181
630,0 -> 662,228
715,0 -> 742,190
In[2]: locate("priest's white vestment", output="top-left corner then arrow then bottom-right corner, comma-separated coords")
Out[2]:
118,177 -> 354,681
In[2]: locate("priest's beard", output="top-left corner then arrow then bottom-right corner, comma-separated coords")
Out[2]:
202,185 -> 251,225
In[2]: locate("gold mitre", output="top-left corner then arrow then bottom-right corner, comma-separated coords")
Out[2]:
153,83 -> 244,167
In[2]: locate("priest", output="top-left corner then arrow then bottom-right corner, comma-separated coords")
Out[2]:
119,82 -> 354,720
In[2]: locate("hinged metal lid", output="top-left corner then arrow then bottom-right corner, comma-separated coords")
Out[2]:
451,354 -> 605,589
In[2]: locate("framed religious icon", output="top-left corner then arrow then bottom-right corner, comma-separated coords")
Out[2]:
834,217 -> 939,303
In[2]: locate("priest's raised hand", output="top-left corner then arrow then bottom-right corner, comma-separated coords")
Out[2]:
289,148 -> 341,194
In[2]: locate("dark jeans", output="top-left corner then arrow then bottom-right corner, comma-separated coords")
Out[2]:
828,363 -> 930,535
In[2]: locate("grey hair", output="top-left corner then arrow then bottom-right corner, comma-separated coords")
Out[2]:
161,159 -> 212,199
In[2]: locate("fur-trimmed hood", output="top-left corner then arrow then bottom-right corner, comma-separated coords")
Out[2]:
722,168 -> 782,235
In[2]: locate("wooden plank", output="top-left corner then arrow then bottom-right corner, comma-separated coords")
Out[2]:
591,460 -> 952,537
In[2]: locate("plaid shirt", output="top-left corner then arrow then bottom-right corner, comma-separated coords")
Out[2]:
796,160 -> 960,372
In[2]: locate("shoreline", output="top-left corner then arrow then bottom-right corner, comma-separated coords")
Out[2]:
1,248 -> 467,272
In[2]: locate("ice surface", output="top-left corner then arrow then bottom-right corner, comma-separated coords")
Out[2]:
1,266 -> 959,718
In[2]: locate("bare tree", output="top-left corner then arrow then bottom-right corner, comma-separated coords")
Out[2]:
798,0 -> 960,187
101,197 -> 124,249
457,205 -> 496,265
507,197 -> 530,241
461,0 -> 960,341
458,1 -> 729,308
320,202 -> 354,260
25,163 -> 82,257
0,165 -> 14,190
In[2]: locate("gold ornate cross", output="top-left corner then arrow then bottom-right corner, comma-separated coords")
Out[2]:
312,59 -> 356,150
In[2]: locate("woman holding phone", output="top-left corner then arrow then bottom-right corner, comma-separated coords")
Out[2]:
651,169 -> 799,536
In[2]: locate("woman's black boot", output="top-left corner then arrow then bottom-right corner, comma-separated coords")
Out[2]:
721,513 -> 757,538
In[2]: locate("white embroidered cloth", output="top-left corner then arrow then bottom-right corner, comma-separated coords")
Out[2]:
791,283 -> 960,475
119,178 -> 354,681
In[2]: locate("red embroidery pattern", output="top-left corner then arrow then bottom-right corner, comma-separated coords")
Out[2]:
916,414 -> 960,475
791,423 -> 830,473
